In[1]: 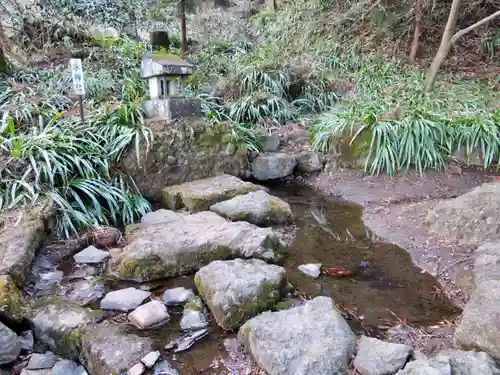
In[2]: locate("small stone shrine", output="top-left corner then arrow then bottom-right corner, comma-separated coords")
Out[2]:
140,32 -> 202,121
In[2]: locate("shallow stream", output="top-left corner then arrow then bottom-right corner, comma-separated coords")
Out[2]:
25,183 -> 460,374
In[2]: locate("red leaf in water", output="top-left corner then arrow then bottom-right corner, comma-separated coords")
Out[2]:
374,244 -> 384,248
323,268 -> 353,277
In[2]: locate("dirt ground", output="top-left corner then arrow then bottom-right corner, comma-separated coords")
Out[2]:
296,167 -> 499,309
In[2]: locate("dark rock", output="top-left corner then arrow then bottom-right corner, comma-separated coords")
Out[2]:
297,151 -> 323,173
261,135 -> 281,153
26,352 -> 57,370
0,321 -> 21,365
251,153 -> 297,180
19,330 -> 34,352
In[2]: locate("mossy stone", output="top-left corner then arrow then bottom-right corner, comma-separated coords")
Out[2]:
0,275 -> 27,321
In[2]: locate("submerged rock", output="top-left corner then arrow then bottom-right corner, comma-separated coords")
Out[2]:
100,288 -> 151,311
354,335 -> 412,375
81,324 -> 153,375
163,174 -> 263,212
73,246 -> 110,264
195,258 -> 286,329
238,296 -> 356,375
112,210 -> 286,282
29,298 -> 103,359
298,263 -> 322,278
26,351 -> 58,370
0,211 -> 45,287
425,183 -> 500,246
19,330 -> 34,352
210,190 -> 294,226
180,296 -> 208,330
128,300 -> 170,329
297,151 -> 323,173
64,279 -> 106,306
454,243 -> 500,360
0,275 -> 27,321
0,321 -> 21,365
162,287 -> 195,306
154,359 -> 179,375
51,359 -> 88,375
251,153 -> 297,180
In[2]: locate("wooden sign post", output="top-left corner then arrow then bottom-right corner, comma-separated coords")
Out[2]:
70,58 -> 85,124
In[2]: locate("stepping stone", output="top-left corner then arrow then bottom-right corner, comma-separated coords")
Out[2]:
210,190 -> 294,226
354,335 -> 412,375
195,258 -> 286,329
100,288 -> 151,311
163,174 -> 264,212
141,351 -> 161,368
81,325 -> 153,375
238,296 -> 356,375
74,246 -> 110,264
112,210 -> 286,282
29,299 -> 103,359
128,301 -> 170,329
162,287 -> 195,305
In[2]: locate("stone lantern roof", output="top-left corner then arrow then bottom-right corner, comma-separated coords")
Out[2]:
140,52 -> 194,79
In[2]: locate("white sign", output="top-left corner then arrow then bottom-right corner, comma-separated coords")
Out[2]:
70,58 -> 85,96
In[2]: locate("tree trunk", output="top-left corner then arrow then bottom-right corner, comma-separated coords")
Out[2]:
424,0 -> 461,92
0,24 -> 7,73
424,1 -> 500,92
272,0 -> 277,10
179,0 -> 187,59
409,0 -> 421,64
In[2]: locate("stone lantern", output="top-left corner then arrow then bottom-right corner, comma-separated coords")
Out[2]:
140,51 -> 202,121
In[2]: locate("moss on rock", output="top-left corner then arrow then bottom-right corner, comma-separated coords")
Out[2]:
0,275 -> 27,321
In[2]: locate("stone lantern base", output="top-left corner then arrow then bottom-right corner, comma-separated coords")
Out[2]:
144,97 -> 203,121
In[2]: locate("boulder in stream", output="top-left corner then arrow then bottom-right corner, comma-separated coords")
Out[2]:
251,153 -> 297,180
73,246 -> 110,264
163,174 -> 264,212
29,298 -> 104,359
238,296 -> 356,375
111,210 -> 286,282
81,324 -> 153,375
0,321 -> 21,365
354,335 -> 412,375
0,210 -> 45,287
454,243 -> 500,360
210,190 -> 294,226
195,258 -> 286,329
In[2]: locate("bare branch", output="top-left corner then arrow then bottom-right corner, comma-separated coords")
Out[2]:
451,10 -> 500,43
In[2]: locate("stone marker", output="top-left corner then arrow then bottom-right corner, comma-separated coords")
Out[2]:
195,258 -> 286,329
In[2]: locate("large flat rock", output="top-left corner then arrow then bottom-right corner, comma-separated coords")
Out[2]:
210,190 -> 293,226
29,298 -> 104,359
454,243 -> 500,360
81,324 -> 153,375
238,296 -> 356,375
163,174 -> 264,212
0,210 -> 45,287
425,183 -> 500,246
195,259 -> 286,330
111,210 -> 286,282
